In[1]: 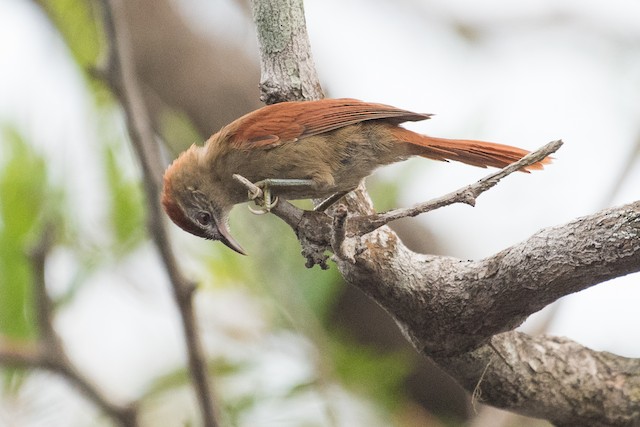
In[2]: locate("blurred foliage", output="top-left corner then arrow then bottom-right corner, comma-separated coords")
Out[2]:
201,207 -> 415,419
202,209 -> 343,322
331,335 -> 413,412
368,177 -> 403,213
37,0 -> 147,254
38,0 -> 147,256
0,126 -> 64,393
0,127 -> 49,341
35,0 -> 111,102
160,109 -> 204,156
37,0 -> 206,152
103,140 -> 145,255
36,0 -> 101,68
143,358 -> 249,401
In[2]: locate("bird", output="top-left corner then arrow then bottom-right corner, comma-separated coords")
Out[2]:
162,98 -> 549,255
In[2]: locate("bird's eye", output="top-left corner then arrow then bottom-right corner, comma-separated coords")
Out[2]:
195,211 -> 212,227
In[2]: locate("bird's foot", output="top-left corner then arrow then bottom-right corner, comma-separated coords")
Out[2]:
247,180 -> 279,215
243,178 -> 317,215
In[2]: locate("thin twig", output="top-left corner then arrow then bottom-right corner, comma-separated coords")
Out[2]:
98,1 -> 221,426
353,139 -> 563,235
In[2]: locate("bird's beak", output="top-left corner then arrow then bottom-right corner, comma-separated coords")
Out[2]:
216,222 -> 247,256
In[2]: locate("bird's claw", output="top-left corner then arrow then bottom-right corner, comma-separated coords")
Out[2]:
247,187 -> 262,201
248,196 -> 278,214
247,181 -> 278,215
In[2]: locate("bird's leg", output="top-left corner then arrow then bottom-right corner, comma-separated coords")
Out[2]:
314,191 -> 349,212
247,178 -> 316,214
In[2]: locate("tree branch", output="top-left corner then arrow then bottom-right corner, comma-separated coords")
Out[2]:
340,201 -> 640,356
248,0 -> 640,425
250,0 -> 323,103
435,331 -> 640,427
98,1 -> 221,426
331,201 -> 640,426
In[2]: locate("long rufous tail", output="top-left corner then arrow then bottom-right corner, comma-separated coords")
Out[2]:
391,127 -> 550,172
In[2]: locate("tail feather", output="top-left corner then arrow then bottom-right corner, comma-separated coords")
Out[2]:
391,127 -> 550,172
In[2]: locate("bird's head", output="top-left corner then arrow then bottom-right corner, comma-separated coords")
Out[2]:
161,145 -> 246,255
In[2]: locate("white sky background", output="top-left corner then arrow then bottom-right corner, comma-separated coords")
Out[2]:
1,0 -> 640,424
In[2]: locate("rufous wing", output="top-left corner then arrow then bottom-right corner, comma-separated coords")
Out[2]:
225,98 -> 432,150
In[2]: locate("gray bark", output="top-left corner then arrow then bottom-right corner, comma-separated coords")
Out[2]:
250,0 -> 323,103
